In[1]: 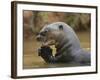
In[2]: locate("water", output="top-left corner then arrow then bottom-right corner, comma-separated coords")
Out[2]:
23,31 -> 90,69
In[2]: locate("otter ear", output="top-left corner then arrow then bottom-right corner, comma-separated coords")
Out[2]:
59,25 -> 63,30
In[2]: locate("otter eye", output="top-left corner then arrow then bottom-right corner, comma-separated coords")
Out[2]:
39,33 -> 45,36
39,31 -> 47,36
44,30 -> 48,33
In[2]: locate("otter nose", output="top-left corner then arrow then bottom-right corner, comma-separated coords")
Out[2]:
36,36 -> 41,41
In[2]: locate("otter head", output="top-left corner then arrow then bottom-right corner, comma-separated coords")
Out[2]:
36,23 -> 64,46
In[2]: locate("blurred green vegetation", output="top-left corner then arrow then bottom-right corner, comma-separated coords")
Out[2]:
32,12 -> 90,32
23,11 -> 91,38
65,13 -> 90,31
